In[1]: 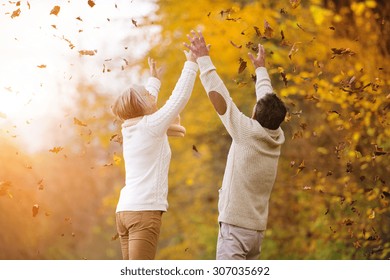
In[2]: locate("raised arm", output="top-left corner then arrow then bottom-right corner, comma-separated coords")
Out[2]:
185,31 -> 253,142
145,57 -> 162,100
146,51 -> 198,136
248,44 -> 274,101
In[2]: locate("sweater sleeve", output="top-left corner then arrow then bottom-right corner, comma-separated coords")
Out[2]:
145,77 -> 161,100
255,67 -> 273,101
197,56 -> 250,142
146,61 -> 198,136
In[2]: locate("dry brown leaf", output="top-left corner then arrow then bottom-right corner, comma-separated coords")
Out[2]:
37,64 -> 46,68
88,0 -> 95,8
238,58 -> 247,74
264,20 -> 274,38
50,6 -> 60,16
11,8 -> 21,18
131,19 -> 138,27
32,204 -> 39,217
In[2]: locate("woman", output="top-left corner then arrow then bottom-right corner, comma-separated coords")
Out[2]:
112,51 -> 197,260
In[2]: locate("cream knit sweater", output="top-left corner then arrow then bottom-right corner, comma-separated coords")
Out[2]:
116,61 -> 198,213
197,56 -> 285,231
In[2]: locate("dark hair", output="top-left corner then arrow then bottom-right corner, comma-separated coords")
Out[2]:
254,93 -> 287,130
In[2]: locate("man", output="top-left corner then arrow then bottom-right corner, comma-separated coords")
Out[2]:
185,31 -> 287,260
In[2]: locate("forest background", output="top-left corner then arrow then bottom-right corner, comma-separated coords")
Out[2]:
0,0 -> 389,260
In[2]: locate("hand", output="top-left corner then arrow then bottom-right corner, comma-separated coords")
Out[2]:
148,57 -> 163,79
184,50 -> 196,62
183,30 -> 211,60
248,44 -> 265,69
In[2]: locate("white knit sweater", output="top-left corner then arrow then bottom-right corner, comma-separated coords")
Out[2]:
116,61 -> 198,212
197,56 -> 285,231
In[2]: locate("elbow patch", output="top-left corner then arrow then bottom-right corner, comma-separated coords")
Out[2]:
209,91 -> 227,115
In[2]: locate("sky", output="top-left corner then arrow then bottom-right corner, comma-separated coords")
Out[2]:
0,0 -> 158,152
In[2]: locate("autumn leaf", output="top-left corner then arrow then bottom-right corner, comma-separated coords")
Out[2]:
0,181 -> 12,197
37,64 -> 46,68
50,6 -> 60,16
11,8 -> 21,18
132,19 -> 138,27
264,20 -> 274,38
288,42 -> 301,60
32,204 -> 39,217
278,67 -> 288,86
331,48 -> 356,57
296,160 -> 305,174
79,50 -> 97,56
49,146 -> 63,154
238,58 -> 247,74
76,16 -> 83,21
192,145 -> 201,158
230,40 -> 242,49
88,0 -> 96,8
74,117 -> 87,127
289,0 -> 301,9
38,179 -> 44,190
253,26 -> 261,37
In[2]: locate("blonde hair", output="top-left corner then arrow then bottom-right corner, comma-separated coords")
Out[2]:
112,85 -> 155,120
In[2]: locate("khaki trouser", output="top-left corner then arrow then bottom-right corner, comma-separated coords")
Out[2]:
216,222 -> 265,260
116,211 -> 162,260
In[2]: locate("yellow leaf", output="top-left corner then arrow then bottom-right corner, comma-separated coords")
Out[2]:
49,146 -> 63,153
113,154 -> 122,166
37,64 -> 46,68
368,209 -> 375,219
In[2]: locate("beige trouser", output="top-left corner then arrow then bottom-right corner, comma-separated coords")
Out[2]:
116,211 -> 162,260
216,222 -> 265,260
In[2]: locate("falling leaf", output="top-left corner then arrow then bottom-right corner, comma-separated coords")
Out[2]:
79,50 -> 97,56
113,154 -> 122,166
49,146 -> 63,154
50,6 -> 60,16
37,64 -> 46,68
264,20 -> 274,38
288,42 -> 301,60
51,25 -> 57,29
73,117 -> 87,127
11,8 -> 21,18
253,26 -> 261,37
238,58 -> 247,74
296,23 -> 305,32
32,204 -> 39,217
192,145 -> 201,158
112,233 -> 119,241
368,209 -> 375,219
38,179 -> 44,190
131,19 -> 138,27
27,2 -> 30,9
88,0 -> 95,8
331,48 -> 356,57
343,219 -> 354,226
76,16 -> 83,21
278,67 -> 288,86
289,0 -> 301,9
296,160 -> 305,174
230,40 -> 242,49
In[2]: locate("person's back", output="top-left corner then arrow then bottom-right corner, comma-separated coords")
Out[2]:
185,31 -> 287,260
